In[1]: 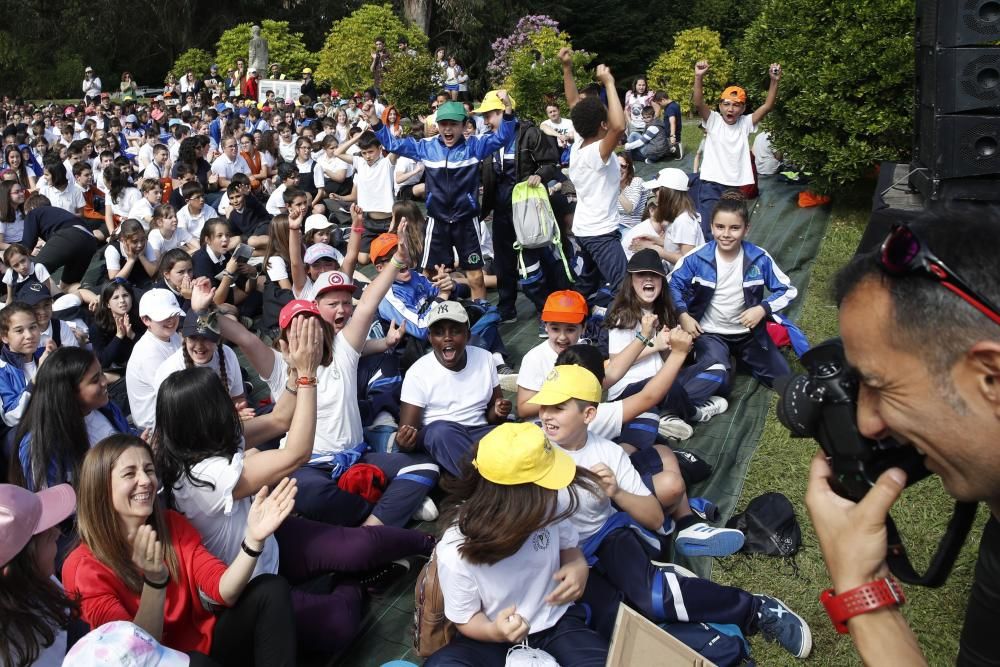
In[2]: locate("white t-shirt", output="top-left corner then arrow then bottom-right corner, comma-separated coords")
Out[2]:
265,255 -> 289,282
401,346 -> 498,426
126,332 -> 181,429
127,198 -> 155,228
137,143 -> 155,169
700,248 -> 748,335
211,153 -> 251,180
153,345 -> 243,403
109,187 -> 142,220
84,410 -> 118,444
607,321 -> 662,400
541,117 -> 575,145
310,334 -> 363,454
2,262 -> 49,287
516,341 -> 559,392
353,156 -> 395,215
177,203 -> 217,239
590,402 -> 624,441
568,140 -> 619,237
170,450 -> 279,580
436,518 -> 577,633
752,131 -> 780,175
145,227 -> 194,261
393,156 -> 423,194
104,242 -> 131,272
1,578 -> 68,667
621,219 -> 662,261
700,111 -> 757,187
557,432 -> 650,540
265,184 -> 286,216
664,211 -> 705,261
41,182 -> 85,214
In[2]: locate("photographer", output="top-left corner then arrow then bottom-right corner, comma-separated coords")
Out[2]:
806,212 -> 1000,665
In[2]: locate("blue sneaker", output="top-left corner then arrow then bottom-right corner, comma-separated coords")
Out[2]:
674,522 -> 745,557
755,594 -> 812,658
688,497 -> 720,523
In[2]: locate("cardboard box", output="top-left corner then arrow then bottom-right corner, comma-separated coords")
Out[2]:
607,604 -> 717,667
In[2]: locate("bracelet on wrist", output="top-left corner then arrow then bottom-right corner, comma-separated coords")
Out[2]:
296,376 -> 318,387
284,382 -> 298,395
390,257 -> 407,270
820,576 -> 906,634
143,574 -> 169,589
351,226 -> 365,233
635,332 -> 654,348
240,539 -> 263,559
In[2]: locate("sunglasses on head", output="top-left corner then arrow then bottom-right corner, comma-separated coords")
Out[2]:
879,223 -> 1000,326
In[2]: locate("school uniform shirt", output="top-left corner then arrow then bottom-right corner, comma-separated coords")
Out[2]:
125,332 -> 181,429
40,182 -> 85,214
590,402 -> 625,441
1,210 -> 25,243
607,322 -> 662,400
145,227 -> 195,261
108,187 -> 142,221
516,340 -> 559,392
401,346 -> 498,426
126,198 -> 155,228
557,432 -> 650,541
210,153 -> 251,180
393,155 -> 423,195
352,155 -> 395,215
62,510 -> 228,655
568,140 -> 619,237
295,159 -> 325,191
2,262 -> 50,289
265,184 -> 287,216
142,161 -> 167,181
170,449 -> 279,581
699,111 -> 757,187
227,197 -> 269,239
663,212 -> 705,261
84,409 -> 118,444
699,248 -> 749,335
153,345 -> 243,404
177,203 -> 218,239
39,319 -> 80,349
265,256 -> 289,284
621,219 -> 662,262
436,518 -> 578,633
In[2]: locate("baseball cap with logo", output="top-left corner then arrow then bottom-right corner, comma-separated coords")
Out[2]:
720,86 -> 747,104
425,301 -> 470,328
311,270 -> 354,298
63,621 -> 189,667
368,233 -> 399,264
15,279 -> 52,306
528,365 -> 603,406
139,289 -> 185,322
303,243 -> 344,266
0,483 -> 76,568
541,290 -> 588,324
279,299 -> 320,329
473,422 -> 575,489
180,311 -> 220,342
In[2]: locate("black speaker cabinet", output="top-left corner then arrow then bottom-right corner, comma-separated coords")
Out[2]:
919,46 -> 1000,112
918,110 -> 1000,178
918,0 -> 1000,47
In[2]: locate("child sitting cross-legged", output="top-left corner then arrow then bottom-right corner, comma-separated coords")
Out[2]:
527,366 -> 812,659
426,422 -> 608,666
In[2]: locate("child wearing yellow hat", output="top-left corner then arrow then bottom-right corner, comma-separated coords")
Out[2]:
427,422 -> 608,665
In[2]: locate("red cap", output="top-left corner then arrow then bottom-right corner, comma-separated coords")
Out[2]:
369,233 -> 399,264
541,290 -> 588,324
279,299 -> 320,330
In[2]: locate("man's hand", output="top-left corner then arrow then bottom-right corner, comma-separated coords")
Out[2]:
739,304 -> 766,329
679,311 -> 703,338
558,47 -> 573,67
806,452 -> 906,593
694,60 -> 710,77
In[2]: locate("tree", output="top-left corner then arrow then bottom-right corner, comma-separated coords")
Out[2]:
501,28 -> 592,121
647,28 -> 732,116
170,48 -> 214,80
381,51 -> 437,118
735,0 -> 913,191
215,20 -> 314,77
315,4 -> 428,94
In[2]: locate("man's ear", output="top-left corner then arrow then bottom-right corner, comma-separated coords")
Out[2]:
967,341 -> 1000,410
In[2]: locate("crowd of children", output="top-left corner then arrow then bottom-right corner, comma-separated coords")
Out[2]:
0,46 -> 813,667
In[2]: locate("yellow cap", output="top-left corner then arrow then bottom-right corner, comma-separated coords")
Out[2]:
472,90 -> 516,114
473,423 -> 576,489
528,365 -> 602,406
302,67 -> 313,75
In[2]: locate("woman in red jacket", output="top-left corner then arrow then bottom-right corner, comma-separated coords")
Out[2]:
62,435 -> 297,665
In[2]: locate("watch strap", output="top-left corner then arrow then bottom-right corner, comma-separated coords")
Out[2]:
820,576 -> 906,634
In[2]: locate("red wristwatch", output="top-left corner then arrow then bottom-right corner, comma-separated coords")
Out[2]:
820,576 -> 906,634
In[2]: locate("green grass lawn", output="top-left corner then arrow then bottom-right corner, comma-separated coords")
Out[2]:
711,182 -> 992,665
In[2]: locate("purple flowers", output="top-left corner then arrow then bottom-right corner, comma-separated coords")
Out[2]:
487,15 -> 560,80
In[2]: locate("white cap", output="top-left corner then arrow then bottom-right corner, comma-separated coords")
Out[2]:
139,289 -> 185,322
63,621 -> 189,666
305,214 -> 334,233
643,167 -> 690,192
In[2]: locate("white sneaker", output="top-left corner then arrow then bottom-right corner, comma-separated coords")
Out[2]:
658,415 -> 693,441
412,496 -> 439,522
693,396 -> 729,423
675,522 -> 745,557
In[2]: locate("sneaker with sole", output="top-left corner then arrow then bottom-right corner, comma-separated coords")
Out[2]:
693,396 -> 729,422
754,594 -> 812,658
498,365 -> 519,393
500,313 -> 518,324
658,415 -> 693,441
412,496 -> 439,522
688,497 -> 721,523
674,522 -> 745,557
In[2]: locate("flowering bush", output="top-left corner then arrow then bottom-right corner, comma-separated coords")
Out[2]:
500,27 -> 592,121
487,15 -> 561,83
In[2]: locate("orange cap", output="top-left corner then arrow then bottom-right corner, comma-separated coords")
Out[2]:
369,233 -> 399,264
720,86 -> 747,104
541,290 -> 588,324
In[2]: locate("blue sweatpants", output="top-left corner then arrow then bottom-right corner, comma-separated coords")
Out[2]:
692,178 -> 730,237
418,422 -> 496,477
694,331 -> 790,390
291,451 -> 438,527
425,604 -> 607,667
574,231 -> 627,298
582,527 -> 758,636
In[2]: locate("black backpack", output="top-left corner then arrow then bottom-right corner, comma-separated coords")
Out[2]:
726,492 -> 801,557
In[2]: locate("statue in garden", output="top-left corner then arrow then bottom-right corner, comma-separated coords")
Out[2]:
248,25 -> 269,74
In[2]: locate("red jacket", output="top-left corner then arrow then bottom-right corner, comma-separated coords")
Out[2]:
62,510 -> 229,654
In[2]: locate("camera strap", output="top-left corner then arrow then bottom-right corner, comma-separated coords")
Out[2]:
885,501 -> 978,587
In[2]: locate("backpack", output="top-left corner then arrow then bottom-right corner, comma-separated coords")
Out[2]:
412,550 -> 455,657
511,181 -> 574,283
726,492 -> 801,557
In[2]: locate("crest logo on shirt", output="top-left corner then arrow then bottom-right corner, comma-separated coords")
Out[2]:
545,368 -> 559,382
747,265 -> 762,280
467,252 -> 481,265
532,529 -> 550,552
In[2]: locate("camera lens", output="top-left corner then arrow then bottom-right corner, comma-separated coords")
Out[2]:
775,374 -> 820,437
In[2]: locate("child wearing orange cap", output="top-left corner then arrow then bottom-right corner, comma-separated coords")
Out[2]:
691,60 -> 782,235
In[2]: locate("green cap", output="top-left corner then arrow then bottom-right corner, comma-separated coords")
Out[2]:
435,100 -> 467,123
